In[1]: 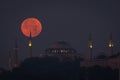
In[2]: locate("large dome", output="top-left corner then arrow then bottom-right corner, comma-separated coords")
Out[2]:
50,41 -> 72,49
45,41 -> 77,54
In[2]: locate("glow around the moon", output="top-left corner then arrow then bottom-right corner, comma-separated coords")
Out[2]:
21,17 -> 42,38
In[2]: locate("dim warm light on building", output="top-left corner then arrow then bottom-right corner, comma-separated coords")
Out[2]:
89,44 -> 93,49
28,40 -> 32,47
89,42 -> 93,49
109,42 -> 114,48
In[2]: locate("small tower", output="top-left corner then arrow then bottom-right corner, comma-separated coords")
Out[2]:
88,33 -> 93,61
8,51 -> 12,70
108,33 -> 114,56
28,32 -> 32,57
13,38 -> 18,67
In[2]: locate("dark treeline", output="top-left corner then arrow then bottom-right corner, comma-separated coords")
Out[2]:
0,56 -> 119,80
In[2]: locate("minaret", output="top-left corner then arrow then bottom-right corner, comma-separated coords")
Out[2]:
28,32 -> 32,57
13,38 -> 18,67
108,33 -> 114,56
88,33 -> 93,61
8,51 -> 12,70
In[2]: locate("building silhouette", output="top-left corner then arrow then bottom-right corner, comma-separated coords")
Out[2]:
4,34 -> 119,80
42,41 -> 81,61
9,35 -> 120,70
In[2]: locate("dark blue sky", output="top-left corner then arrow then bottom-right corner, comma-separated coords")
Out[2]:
0,0 -> 120,69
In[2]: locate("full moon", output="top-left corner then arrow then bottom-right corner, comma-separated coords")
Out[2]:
21,17 -> 42,38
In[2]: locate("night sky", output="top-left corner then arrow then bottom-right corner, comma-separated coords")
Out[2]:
0,0 -> 120,69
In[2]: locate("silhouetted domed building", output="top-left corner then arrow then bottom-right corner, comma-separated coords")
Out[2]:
45,41 -> 78,60
49,41 -> 72,49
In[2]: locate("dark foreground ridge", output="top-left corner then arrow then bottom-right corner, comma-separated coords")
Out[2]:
0,56 -> 118,80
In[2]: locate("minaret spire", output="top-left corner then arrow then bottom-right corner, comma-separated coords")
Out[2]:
108,33 -> 114,56
28,32 -> 32,57
13,37 -> 18,67
8,51 -> 12,70
88,33 -> 93,61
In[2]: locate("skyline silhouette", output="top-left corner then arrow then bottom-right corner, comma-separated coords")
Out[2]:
1,39 -> 120,70
0,0 -> 120,69
0,56 -> 119,80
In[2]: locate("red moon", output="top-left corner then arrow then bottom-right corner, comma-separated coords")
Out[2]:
21,18 -> 42,38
